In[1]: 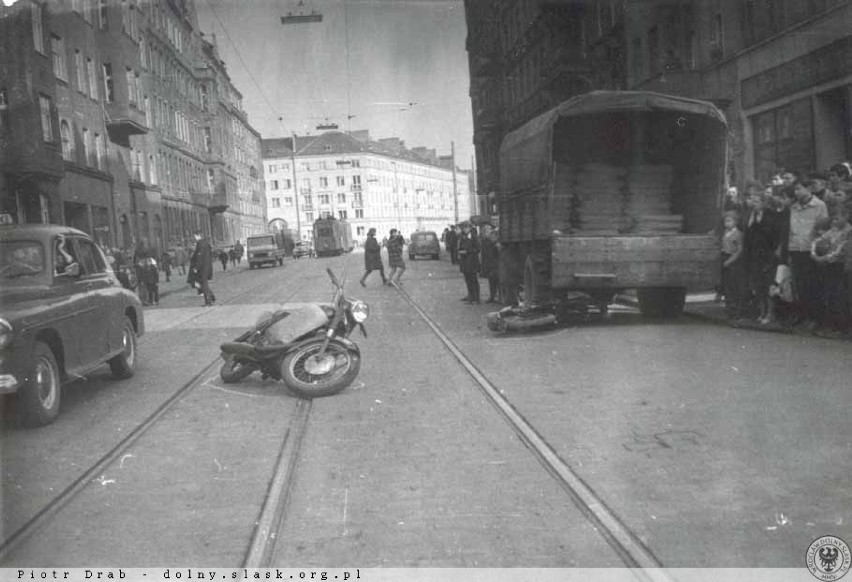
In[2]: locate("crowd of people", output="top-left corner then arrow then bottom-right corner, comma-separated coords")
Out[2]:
721,162 -> 852,338
442,222 -> 501,305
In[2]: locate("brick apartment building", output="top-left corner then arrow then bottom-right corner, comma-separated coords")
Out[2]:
0,0 -> 266,253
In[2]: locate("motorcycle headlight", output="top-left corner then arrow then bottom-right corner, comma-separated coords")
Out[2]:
350,300 -> 370,323
0,318 -> 13,349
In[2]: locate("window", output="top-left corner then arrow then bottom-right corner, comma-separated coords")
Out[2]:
103,63 -> 114,102
356,226 -> 365,236
149,154 -> 157,185
140,37 -> 147,69
0,89 -> 8,131
126,68 -> 135,103
87,58 -> 97,99
144,96 -> 151,127
284,197 -> 293,206
338,210 -> 347,219
355,209 -> 364,219
207,169 -> 215,191
98,0 -> 108,29
200,84 -> 208,110
60,120 -> 73,160
337,193 -> 346,203
96,133 -> 105,169
82,127 -> 90,164
268,163 -> 276,173
203,127 -> 212,153
319,176 -> 328,187
271,198 -> 281,208
32,2 -> 44,54
284,179 -> 292,189
76,238 -> 107,275
75,50 -> 86,93
305,212 -> 314,222
268,180 -> 279,190
319,194 -> 330,204
336,176 -> 345,186
51,36 -> 67,81
38,94 -> 53,142
352,175 -> 361,187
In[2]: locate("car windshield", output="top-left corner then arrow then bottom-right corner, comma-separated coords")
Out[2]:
0,240 -> 46,280
249,236 -> 273,248
414,233 -> 436,241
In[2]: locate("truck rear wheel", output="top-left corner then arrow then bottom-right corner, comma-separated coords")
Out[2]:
637,287 -> 686,319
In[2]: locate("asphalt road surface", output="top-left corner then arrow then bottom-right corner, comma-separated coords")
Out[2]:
2,251 -> 849,568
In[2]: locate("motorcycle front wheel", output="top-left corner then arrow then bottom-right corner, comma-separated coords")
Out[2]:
219,358 -> 256,383
281,339 -> 360,398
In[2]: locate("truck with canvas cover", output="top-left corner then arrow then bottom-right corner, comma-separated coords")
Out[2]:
498,90 -> 727,318
247,230 -> 288,269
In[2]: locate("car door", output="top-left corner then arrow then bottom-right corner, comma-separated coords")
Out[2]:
68,236 -> 112,367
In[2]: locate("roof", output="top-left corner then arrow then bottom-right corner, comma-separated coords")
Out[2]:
0,224 -> 89,241
261,131 -> 462,170
500,90 -> 728,193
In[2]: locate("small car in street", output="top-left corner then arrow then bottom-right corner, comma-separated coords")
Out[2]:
0,224 -> 145,427
408,231 -> 440,260
293,241 -> 315,259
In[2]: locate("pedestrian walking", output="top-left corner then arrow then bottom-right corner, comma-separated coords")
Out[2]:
218,249 -> 229,271
175,246 -> 188,276
386,228 -> 406,285
160,250 -> 172,283
234,240 -> 244,264
359,228 -> 387,286
191,231 -> 216,306
228,247 -> 237,267
143,254 -> 160,306
458,222 -> 481,304
480,224 -> 500,303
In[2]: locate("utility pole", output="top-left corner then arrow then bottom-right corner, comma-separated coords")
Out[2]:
290,133 -> 302,240
451,141 -> 458,224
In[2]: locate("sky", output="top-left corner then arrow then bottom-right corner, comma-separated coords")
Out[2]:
194,0 -> 475,168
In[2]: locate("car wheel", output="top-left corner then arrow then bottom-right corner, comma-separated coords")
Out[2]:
19,341 -> 61,427
109,316 -> 137,379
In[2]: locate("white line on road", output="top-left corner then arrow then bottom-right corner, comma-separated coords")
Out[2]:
393,285 -> 675,581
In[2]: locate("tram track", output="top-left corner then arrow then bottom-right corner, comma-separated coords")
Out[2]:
0,265 -> 326,564
390,283 -> 674,579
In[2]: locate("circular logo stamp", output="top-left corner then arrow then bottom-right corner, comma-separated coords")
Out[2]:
807,536 -> 851,581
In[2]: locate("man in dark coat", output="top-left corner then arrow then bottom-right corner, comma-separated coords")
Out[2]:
445,225 -> 458,265
458,222 -> 481,304
479,225 -> 500,303
360,228 -> 387,286
191,231 -> 216,306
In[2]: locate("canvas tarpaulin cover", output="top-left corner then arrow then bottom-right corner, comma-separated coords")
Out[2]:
499,91 -> 728,195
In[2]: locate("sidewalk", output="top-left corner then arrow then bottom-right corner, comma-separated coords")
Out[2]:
150,260 -> 251,300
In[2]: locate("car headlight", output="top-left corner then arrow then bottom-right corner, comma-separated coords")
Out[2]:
351,300 -> 370,323
0,318 -> 13,349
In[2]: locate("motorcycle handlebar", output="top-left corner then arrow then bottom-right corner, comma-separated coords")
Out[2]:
327,267 -> 341,289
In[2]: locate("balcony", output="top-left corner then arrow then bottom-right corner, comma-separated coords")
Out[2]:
105,102 -> 147,147
300,187 -> 312,195
209,192 -> 229,214
350,184 -> 363,191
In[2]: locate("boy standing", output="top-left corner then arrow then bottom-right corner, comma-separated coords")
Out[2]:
721,211 -> 746,320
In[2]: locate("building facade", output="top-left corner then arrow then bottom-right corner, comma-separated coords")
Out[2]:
262,131 -> 472,244
624,0 -> 851,185
463,0 -> 626,212
0,0 -> 266,253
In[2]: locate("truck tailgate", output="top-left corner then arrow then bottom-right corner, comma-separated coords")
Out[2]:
552,234 -> 719,290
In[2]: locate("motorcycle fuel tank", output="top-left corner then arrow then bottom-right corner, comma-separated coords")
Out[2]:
266,304 -> 330,344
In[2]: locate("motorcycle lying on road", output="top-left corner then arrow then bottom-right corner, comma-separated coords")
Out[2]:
218,268 -> 369,398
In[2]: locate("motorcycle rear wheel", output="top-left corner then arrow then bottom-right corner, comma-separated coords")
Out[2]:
281,339 -> 360,398
219,358 -> 256,383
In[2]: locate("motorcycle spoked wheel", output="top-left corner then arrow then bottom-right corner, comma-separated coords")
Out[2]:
281,339 -> 360,398
219,358 -> 257,384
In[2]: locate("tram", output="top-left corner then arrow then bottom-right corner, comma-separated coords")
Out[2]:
312,217 -> 353,257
